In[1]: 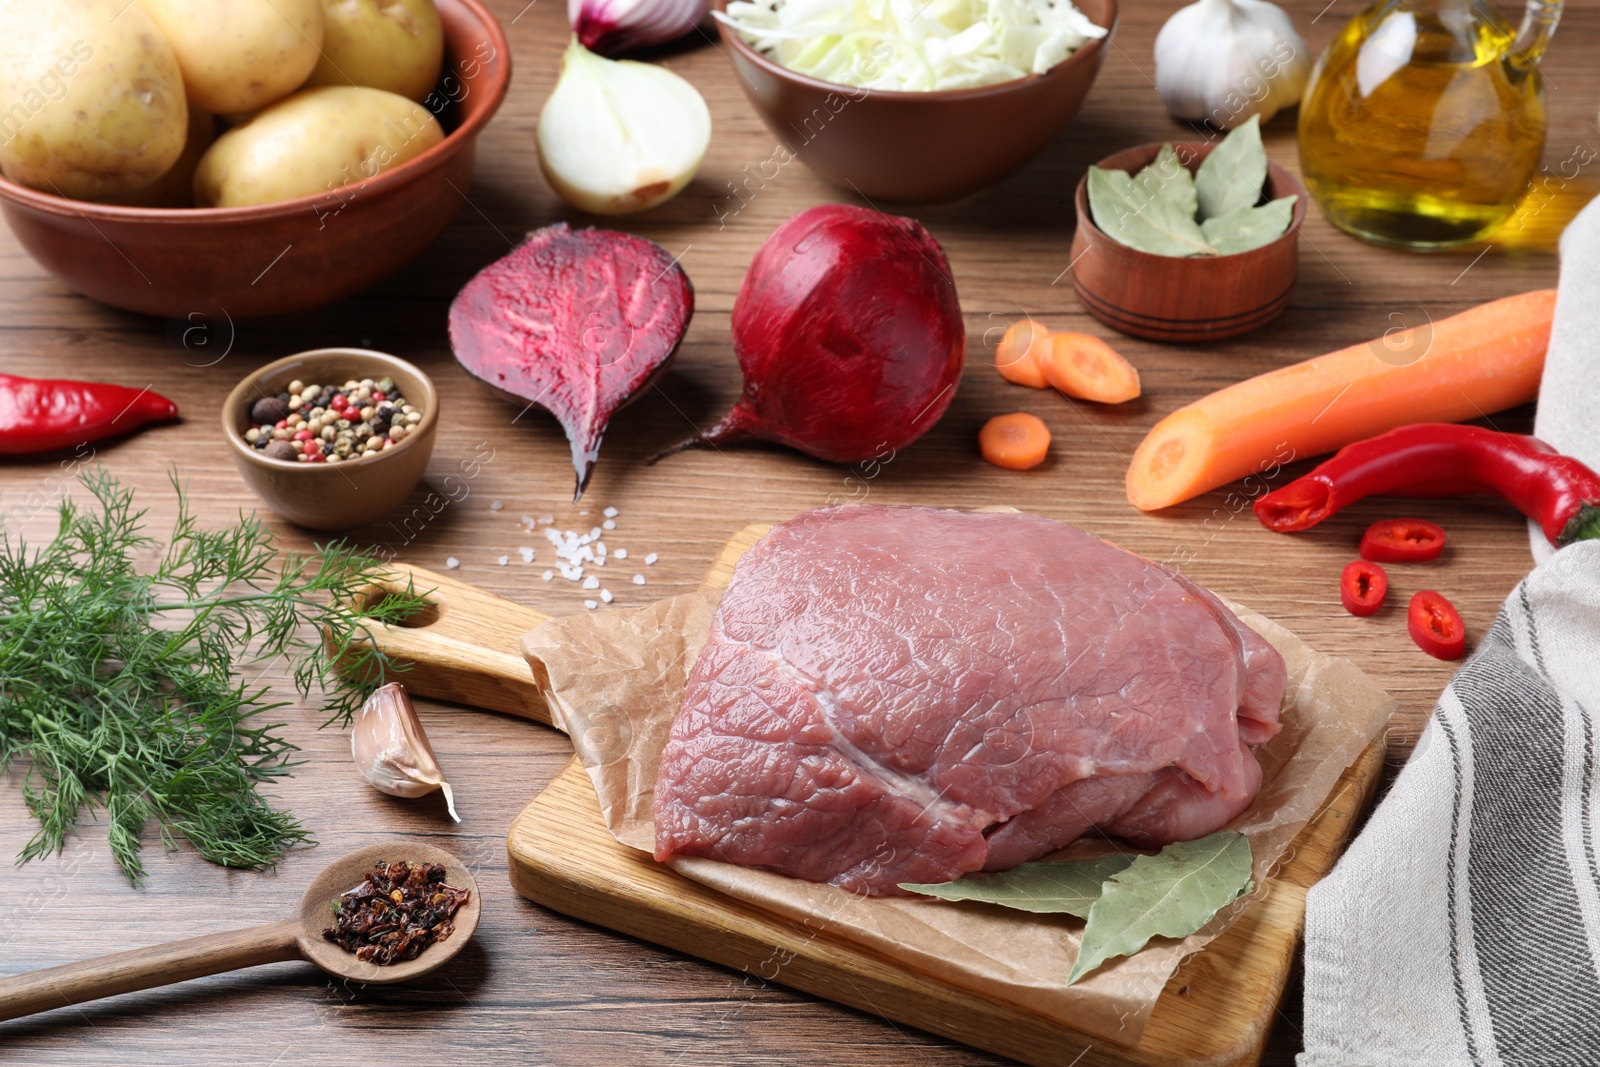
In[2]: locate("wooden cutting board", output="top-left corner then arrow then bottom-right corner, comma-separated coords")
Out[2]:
358,525 -> 1385,1067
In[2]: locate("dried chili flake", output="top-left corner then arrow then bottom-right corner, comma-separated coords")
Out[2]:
323,860 -> 470,965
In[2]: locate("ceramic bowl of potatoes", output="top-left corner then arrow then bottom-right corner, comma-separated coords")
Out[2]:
0,0 -> 509,319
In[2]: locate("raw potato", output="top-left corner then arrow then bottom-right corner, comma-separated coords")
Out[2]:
0,0 -> 188,200
194,86 -> 444,208
305,0 -> 445,103
135,0 -> 324,116
101,107 -> 216,207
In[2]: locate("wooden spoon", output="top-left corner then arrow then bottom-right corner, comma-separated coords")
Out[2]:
0,841 -> 480,1023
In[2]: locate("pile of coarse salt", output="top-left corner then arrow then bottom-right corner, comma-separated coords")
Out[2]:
460,503 -> 659,610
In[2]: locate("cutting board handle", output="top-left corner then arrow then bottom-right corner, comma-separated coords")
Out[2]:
344,563 -> 553,725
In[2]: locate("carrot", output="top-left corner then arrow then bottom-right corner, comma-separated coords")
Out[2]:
980,413 -> 1051,470
1126,289 -> 1557,512
1041,333 -> 1141,404
996,320 -> 1051,389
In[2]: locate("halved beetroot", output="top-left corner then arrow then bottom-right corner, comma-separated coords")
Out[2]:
448,223 -> 694,499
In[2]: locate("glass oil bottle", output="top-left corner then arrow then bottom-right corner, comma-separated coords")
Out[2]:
1297,0 -> 1562,249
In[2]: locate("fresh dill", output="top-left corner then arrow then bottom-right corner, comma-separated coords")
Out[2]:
0,469 -> 431,882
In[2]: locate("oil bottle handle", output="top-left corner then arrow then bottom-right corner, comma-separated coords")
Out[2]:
1513,0 -> 1563,66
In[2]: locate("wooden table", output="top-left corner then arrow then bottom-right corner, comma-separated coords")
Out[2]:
1,1 -> 1594,1063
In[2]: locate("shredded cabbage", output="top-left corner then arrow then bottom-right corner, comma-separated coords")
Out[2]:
716,0 -> 1108,92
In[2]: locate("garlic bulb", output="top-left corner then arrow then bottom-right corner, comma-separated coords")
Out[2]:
351,683 -> 459,821
570,0 -> 710,56
537,37 -> 711,216
1154,0 -> 1310,129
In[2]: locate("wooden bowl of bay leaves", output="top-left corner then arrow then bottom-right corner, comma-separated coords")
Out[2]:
1069,121 -> 1307,343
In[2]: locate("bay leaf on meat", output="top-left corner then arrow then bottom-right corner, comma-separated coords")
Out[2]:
1088,165 -> 1217,258
1195,115 -> 1269,221
1068,831 -> 1253,984
1131,143 -> 1199,221
1201,195 -> 1299,255
900,854 -> 1134,916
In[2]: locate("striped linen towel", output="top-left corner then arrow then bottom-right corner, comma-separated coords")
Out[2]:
1300,544 -> 1600,1065
1300,198 -> 1600,1065
1530,197 -> 1600,566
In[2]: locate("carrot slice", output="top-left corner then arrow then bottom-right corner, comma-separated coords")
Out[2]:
1041,332 -> 1141,404
1126,289 -> 1556,512
979,413 -> 1051,470
996,320 -> 1051,389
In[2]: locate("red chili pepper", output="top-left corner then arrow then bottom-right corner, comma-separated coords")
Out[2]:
1340,560 -> 1388,616
1254,423 -> 1600,547
0,373 -> 178,455
1408,591 -> 1466,660
1360,518 -> 1446,562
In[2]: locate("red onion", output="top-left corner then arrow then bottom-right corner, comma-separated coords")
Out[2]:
661,204 -> 965,465
569,0 -> 710,56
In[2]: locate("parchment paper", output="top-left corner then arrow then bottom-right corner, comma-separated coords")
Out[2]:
523,578 -> 1393,1048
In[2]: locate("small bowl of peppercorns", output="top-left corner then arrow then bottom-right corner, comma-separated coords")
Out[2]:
223,348 -> 439,530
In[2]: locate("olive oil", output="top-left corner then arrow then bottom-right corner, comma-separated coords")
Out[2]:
1298,0 -> 1557,249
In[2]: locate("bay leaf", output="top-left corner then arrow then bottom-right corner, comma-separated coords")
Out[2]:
900,854 -> 1134,917
1131,143 -> 1198,220
1088,165 -> 1217,258
1068,831 -> 1252,985
1195,115 -> 1268,221
1201,195 -> 1299,255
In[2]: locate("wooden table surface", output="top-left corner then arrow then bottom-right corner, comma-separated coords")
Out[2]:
1,1 -> 1595,1063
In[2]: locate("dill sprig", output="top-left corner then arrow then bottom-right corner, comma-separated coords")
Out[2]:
0,469 -> 431,882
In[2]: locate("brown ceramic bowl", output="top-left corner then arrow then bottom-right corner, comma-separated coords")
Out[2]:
223,349 -> 439,531
0,0 -> 509,319
1068,140 -> 1307,343
714,0 -> 1116,203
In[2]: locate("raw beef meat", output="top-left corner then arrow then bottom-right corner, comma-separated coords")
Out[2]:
653,506 -> 1285,895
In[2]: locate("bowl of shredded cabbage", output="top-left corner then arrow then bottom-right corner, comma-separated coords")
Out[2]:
712,0 -> 1115,202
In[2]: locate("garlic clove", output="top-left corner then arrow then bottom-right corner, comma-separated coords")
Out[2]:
351,682 -> 460,822
536,37 -> 711,216
570,0 -> 710,57
1153,0 -> 1311,130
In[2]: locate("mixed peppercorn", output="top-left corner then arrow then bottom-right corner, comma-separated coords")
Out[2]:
323,859 -> 470,965
244,376 -> 421,464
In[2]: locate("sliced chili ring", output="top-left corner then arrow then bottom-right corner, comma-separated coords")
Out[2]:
1408,590 -> 1466,661
1360,518 -> 1446,562
1340,560 -> 1388,617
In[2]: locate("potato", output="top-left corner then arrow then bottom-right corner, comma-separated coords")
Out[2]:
100,107 -> 215,207
194,86 -> 444,208
305,0 -> 445,103
0,0 -> 188,200
135,0 -> 324,115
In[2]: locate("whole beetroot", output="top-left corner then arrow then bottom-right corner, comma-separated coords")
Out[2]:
664,204 -> 965,463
